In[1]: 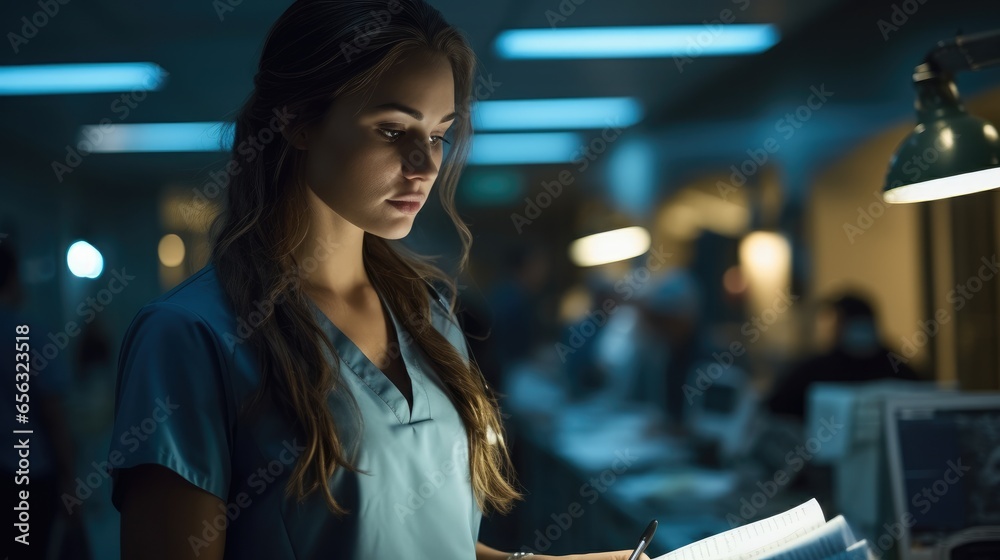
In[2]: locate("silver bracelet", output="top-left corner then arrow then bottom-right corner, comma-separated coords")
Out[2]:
505,553 -> 534,559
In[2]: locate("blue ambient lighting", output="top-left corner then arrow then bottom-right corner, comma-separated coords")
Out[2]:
78,122 -> 229,152
468,132 -> 582,165
0,62 -> 167,95
494,25 -> 780,59
473,97 -> 643,130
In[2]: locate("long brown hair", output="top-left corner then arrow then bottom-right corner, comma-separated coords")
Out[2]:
208,0 -> 521,517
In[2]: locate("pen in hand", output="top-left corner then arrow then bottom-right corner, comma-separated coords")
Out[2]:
626,519 -> 657,560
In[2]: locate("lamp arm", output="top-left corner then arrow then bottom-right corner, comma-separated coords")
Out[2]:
923,28 -> 1000,76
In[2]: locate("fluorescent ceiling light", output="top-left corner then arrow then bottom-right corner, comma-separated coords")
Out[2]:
473,97 -> 643,130
0,62 -> 167,95
495,24 -> 780,59
469,132 -> 581,165
569,226 -> 651,267
78,121 -> 228,152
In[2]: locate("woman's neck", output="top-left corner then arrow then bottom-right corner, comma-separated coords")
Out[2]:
293,188 -> 370,298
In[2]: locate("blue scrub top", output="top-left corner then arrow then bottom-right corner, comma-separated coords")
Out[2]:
107,263 -> 483,559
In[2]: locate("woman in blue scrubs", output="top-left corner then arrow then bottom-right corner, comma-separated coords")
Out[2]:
108,1 -> 649,559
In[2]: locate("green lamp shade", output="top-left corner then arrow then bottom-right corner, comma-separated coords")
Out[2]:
884,108 -> 1000,204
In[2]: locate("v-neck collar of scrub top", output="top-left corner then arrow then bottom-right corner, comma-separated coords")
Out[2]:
304,287 -> 432,426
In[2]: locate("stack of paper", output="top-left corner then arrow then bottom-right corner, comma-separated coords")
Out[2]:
653,499 -> 873,560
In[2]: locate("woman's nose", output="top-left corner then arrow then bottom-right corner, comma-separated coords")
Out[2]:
401,138 -> 437,180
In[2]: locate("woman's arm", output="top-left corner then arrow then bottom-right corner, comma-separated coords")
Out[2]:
476,541 -> 651,560
477,541 -> 514,560
119,464 -> 227,560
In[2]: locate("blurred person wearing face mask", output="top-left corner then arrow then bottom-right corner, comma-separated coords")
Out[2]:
765,292 -> 921,420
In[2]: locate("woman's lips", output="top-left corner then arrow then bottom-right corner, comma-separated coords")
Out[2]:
387,200 -> 422,214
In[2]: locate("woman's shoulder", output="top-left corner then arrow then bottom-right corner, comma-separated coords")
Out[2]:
126,262 -> 238,347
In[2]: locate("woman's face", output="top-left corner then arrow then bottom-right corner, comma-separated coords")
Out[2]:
297,48 -> 456,240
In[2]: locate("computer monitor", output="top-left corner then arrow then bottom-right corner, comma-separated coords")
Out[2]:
684,361 -> 758,462
805,380 -> 941,546
884,392 -> 1000,560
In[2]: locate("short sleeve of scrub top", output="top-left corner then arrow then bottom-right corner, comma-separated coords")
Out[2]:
107,263 -> 483,559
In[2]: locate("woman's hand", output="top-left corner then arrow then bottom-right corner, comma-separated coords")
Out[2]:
532,552 -> 652,560
475,542 -> 652,560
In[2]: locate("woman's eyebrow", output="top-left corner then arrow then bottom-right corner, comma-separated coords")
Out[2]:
368,101 -> 457,123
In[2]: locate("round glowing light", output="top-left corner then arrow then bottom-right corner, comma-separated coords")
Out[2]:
158,234 -> 186,267
984,123 -> 998,142
722,265 -> 747,295
739,231 -> 789,272
67,240 -> 104,279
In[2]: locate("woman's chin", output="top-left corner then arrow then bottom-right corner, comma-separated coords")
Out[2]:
369,221 -> 414,240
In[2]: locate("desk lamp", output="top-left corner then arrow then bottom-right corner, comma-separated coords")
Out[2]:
884,29 -> 1000,203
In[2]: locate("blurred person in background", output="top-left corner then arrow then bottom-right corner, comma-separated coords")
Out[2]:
0,238 -> 80,560
765,291 -> 921,420
560,274 -> 623,401
636,269 -> 702,428
65,321 -> 117,559
562,267 -> 701,427
483,242 -> 551,389
68,323 -> 116,465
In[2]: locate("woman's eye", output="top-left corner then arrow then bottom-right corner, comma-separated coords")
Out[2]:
378,128 -> 451,146
378,128 -> 403,141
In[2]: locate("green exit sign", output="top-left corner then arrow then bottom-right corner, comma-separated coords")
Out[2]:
459,169 -> 524,206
